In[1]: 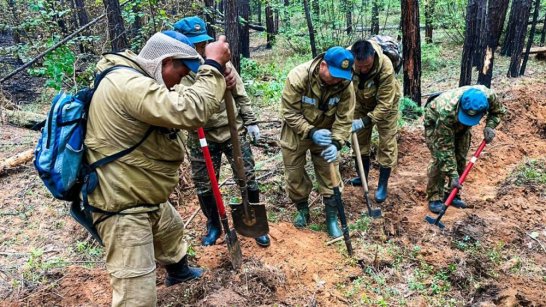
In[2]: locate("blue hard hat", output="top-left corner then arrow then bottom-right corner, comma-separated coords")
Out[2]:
324,46 -> 354,80
458,88 -> 489,126
173,16 -> 213,44
161,30 -> 201,73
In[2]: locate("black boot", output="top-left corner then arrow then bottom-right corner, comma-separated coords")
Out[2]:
165,255 -> 204,286
428,200 -> 445,214
248,188 -> 270,247
375,167 -> 391,203
323,197 -> 343,238
444,192 -> 467,209
293,201 -> 310,228
349,156 -> 370,186
198,193 -> 222,246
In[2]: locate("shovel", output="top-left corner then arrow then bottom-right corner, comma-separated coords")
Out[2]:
224,92 -> 269,238
425,139 -> 487,229
329,163 -> 354,256
351,132 -> 382,218
197,128 -> 242,270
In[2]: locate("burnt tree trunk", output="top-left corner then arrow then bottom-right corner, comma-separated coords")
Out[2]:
204,0 -> 217,39
507,0 -> 533,77
401,0 -> 421,104
520,0 -> 541,75
371,0 -> 380,35
424,0 -> 435,43
303,0 -> 317,57
239,0 -> 250,58
274,8 -> 279,34
502,0 -> 522,56
459,0 -> 478,86
257,0 -> 262,24
225,0 -> 241,72
265,1 -> 275,49
103,0 -> 129,51
473,0 -> 488,68
477,0 -> 510,87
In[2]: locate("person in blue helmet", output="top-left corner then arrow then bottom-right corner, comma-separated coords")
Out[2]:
424,86 -> 505,214
174,16 -> 271,247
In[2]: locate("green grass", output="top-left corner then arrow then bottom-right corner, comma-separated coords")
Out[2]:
510,159 -> 546,188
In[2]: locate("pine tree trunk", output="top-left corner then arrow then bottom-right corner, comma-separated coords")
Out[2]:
274,8 -> 279,34
401,0 -> 421,105
265,1 -> 275,49
103,0 -> 129,52
520,0 -> 541,75
507,0 -> 533,77
343,0 -> 353,34
225,0 -> 241,72
473,0 -> 488,68
240,0 -> 250,58
204,0 -> 217,39
371,0 -> 380,35
303,0 -> 317,57
424,0 -> 435,43
459,0 -> 478,86
541,12 -> 546,46
477,0 -> 510,87
257,0 -> 262,24
502,0 -> 521,56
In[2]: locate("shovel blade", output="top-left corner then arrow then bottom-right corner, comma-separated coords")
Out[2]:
369,208 -> 383,219
225,228 -> 243,270
230,202 -> 269,238
424,215 -> 445,229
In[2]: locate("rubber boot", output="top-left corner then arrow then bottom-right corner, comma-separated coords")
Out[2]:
165,255 -> 204,286
198,193 -> 221,246
248,189 -> 270,247
323,197 -> 343,238
375,167 -> 391,203
348,156 -> 370,186
428,200 -> 445,214
444,192 -> 467,209
293,201 -> 310,228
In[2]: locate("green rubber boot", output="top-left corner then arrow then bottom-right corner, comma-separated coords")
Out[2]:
323,197 -> 343,238
293,201 -> 310,228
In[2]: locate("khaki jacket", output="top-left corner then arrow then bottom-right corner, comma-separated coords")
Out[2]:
85,51 -> 225,212
280,54 -> 355,150
181,62 -> 257,143
353,41 -> 401,122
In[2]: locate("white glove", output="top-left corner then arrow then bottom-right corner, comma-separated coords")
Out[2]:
247,125 -> 260,141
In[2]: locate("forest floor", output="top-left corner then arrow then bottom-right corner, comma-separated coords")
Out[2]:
1,32 -> 545,306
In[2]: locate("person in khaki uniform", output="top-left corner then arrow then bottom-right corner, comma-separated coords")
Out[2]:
174,16 -> 269,247
84,31 -> 232,306
280,47 -> 355,238
348,39 -> 402,203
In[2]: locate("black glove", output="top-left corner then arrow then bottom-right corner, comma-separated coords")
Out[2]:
484,127 -> 495,144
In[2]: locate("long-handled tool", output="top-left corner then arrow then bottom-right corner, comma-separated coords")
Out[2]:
425,139 -> 487,229
224,92 -> 269,238
351,133 -> 382,218
197,128 -> 242,270
329,163 -> 353,256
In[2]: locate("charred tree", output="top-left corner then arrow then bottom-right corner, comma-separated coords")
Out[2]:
424,0 -> 435,43
225,0 -> 241,72
459,0 -> 478,86
507,0 -> 533,77
473,0 -> 488,68
240,0 -> 250,58
265,1 -> 275,49
303,0 -> 317,57
477,0 -> 510,87
204,0 -> 217,39
274,8 -> 280,34
401,0 -> 421,104
103,0 -> 129,51
502,0 -> 523,56
371,0 -> 380,35
257,0 -> 262,24
520,0 -> 541,75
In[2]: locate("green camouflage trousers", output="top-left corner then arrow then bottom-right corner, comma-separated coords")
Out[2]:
187,131 -> 258,195
425,126 -> 471,201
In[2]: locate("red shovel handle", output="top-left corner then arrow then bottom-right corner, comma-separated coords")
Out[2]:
445,139 -> 487,207
197,128 -> 226,218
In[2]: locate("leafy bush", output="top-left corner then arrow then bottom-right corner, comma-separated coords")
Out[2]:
28,38 -> 75,91
398,97 -> 423,123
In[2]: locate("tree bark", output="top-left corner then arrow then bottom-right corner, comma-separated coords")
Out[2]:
473,0 -> 488,68
225,0 -> 241,72
401,0 -> 421,105
274,8 -> 279,34
0,149 -> 34,175
257,0 -> 262,24
1,108 -> 47,129
459,0 -> 478,86
239,0 -> 250,58
424,0 -> 435,43
502,0 -> 522,56
508,0 -> 533,77
103,0 -> 129,52
74,0 -> 90,28
477,0 -> 510,87
520,0 -> 541,75
371,0 -> 380,35
303,0 -> 317,57
541,12 -> 546,46
204,0 -> 217,39
265,1 -> 275,49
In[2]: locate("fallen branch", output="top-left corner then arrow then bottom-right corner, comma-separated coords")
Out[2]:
0,149 -> 34,174
184,207 -> 201,229
527,232 -> 546,253
1,108 -> 46,129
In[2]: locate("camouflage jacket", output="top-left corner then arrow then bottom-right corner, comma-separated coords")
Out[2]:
424,85 -> 505,177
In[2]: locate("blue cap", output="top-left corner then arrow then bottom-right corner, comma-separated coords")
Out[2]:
458,88 -> 489,126
161,30 -> 200,73
324,46 -> 354,80
174,16 -> 214,44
